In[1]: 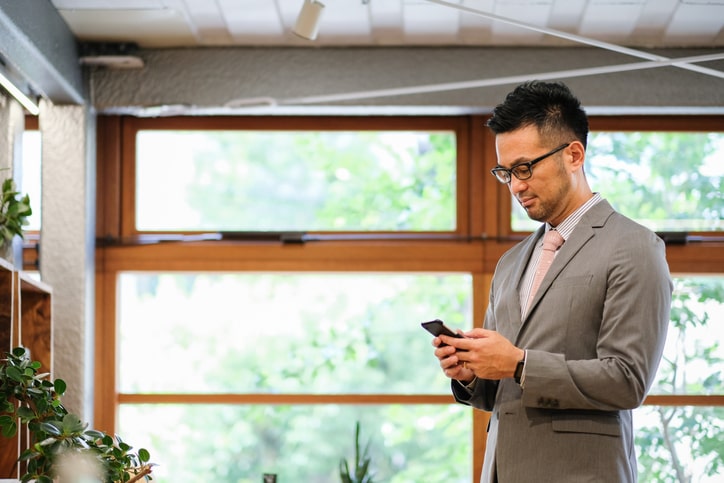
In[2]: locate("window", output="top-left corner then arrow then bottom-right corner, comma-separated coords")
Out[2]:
512,131 -> 723,233
135,130 -> 457,232
635,276 -> 724,483
116,272 -> 473,481
96,114 -> 724,483
21,129 -> 41,232
98,115 -> 483,483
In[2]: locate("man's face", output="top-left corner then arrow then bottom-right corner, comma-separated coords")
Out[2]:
495,125 -> 572,226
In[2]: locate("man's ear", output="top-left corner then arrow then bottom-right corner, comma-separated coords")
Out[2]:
568,141 -> 586,172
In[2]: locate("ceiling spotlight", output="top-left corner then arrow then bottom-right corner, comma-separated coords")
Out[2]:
292,0 -> 325,41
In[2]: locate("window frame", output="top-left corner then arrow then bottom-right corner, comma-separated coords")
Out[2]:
95,114 -> 724,482
115,115 -> 479,240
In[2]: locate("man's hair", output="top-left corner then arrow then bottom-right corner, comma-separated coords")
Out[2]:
486,81 -> 589,149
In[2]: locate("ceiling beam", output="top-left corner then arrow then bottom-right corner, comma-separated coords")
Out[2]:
0,0 -> 84,105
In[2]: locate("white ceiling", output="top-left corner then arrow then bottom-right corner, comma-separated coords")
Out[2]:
50,0 -> 724,49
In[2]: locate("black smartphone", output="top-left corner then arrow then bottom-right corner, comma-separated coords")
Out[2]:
421,319 -> 463,346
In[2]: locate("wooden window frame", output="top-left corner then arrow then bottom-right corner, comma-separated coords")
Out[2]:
95,114 -> 724,482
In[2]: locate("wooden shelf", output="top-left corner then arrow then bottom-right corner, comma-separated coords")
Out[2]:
0,260 -> 14,357
0,260 -> 53,479
17,273 -> 52,374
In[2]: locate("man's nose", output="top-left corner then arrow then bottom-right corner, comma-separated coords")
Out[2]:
509,176 -> 527,194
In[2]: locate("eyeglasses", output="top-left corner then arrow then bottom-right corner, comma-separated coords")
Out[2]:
490,143 -> 570,184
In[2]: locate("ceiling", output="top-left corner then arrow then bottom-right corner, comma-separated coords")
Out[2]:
50,0 -> 724,50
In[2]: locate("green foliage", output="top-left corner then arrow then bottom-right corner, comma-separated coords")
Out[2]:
587,132 -> 722,231
181,130 -> 456,231
636,278 -> 724,482
512,132 -> 723,231
0,176 -> 32,248
0,347 -> 153,483
117,272 -> 472,482
339,421 -> 375,483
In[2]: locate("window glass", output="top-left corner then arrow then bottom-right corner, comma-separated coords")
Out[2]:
636,275 -> 723,482
21,130 -> 41,231
512,132 -> 723,232
650,276 -> 724,396
136,131 -> 456,232
635,405 -> 724,482
118,404 -> 472,483
118,273 -> 472,394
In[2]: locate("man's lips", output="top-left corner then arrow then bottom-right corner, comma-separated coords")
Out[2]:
518,196 -> 535,209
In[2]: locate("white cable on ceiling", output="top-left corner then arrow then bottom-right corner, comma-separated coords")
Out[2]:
423,0 -> 724,80
278,52 -> 724,105
224,0 -> 724,108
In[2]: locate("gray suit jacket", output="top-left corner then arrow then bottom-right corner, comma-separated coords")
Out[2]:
453,200 -> 672,483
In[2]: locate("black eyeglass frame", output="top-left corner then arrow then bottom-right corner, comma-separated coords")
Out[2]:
490,142 -> 571,184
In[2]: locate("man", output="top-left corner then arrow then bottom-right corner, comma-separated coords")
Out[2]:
432,81 -> 672,482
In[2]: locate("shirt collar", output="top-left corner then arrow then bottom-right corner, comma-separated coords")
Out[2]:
546,193 -> 602,241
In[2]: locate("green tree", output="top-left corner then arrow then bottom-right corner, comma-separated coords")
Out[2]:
513,132 -> 723,231
117,273 -> 473,482
588,132 -> 721,230
184,131 -> 456,231
636,278 -> 724,482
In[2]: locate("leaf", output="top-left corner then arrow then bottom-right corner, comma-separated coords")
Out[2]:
6,365 -> 23,381
138,447 -> 151,463
85,428 -> 105,439
1,417 -> 17,438
10,345 -> 27,360
54,378 -> 67,395
38,421 -> 62,436
16,406 -> 36,420
62,413 -> 87,433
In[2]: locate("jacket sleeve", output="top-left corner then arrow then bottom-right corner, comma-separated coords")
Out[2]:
521,225 -> 672,411
451,262 -> 503,411
452,378 -> 499,411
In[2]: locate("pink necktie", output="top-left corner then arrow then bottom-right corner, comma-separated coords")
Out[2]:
527,230 -> 565,310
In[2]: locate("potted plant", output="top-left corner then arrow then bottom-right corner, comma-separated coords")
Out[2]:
0,174 -> 32,259
339,421 -> 375,483
0,347 -> 154,483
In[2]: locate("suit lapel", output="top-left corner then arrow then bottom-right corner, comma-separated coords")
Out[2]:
519,200 -> 615,327
504,226 -> 543,338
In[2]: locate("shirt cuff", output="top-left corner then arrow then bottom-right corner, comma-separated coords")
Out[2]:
464,376 -> 478,392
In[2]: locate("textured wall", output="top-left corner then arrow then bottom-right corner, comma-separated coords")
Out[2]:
0,94 -> 25,266
90,46 -> 724,115
0,94 -> 23,177
38,101 -> 96,421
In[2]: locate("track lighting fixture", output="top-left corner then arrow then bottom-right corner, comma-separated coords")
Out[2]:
292,0 -> 325,41
0,69 -> 39,115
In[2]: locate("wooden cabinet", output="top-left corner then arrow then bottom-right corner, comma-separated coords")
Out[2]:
0,258 -> 52,479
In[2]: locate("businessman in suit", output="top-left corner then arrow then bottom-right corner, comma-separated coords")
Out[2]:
432,81 -> 672,482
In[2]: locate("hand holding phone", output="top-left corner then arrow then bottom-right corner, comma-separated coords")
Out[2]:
421,319 -> 464,346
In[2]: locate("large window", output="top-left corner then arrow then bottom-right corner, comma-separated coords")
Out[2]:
136,130 -> 457,232
96,115 -> 723,483
116,273 -> 473,482
513,131 -> 723,233
635,276 -> 724,483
